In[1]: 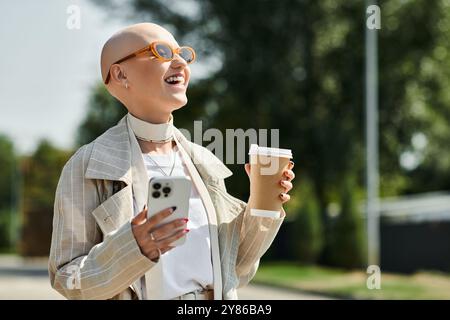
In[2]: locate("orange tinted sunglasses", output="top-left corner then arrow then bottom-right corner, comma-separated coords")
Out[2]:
104,41 -> 196,84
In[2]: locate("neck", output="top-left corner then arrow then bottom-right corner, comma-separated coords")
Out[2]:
126,111 -> 176,155
131,111 -> 171,124
127,112 -> 174,142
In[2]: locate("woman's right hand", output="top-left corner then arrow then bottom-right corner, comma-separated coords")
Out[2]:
131,205 -> 189,262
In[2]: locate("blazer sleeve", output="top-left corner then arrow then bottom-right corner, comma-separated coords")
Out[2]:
215,179 -> 285,288
48,146 -> 156,300
235,205 -> 285,288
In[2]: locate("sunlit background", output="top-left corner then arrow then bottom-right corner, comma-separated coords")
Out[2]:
1,0 -> 450,299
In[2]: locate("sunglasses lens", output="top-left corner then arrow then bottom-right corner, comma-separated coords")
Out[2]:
155,43 -> 173,59
179,47 -> 195,63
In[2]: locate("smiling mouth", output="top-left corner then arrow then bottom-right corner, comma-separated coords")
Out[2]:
164,75 -> 185,85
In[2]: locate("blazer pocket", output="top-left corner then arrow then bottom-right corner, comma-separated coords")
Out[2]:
92,184 -> 133,235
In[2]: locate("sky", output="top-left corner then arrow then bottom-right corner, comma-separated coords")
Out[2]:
0,0 -> 211,155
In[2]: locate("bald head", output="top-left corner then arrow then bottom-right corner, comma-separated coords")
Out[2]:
100,23 -> 177,83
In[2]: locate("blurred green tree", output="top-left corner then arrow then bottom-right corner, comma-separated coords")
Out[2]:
0,135 -> 17,251
292,179 -> 324,264
19,140 -> 72,256
376,0 -> 450,196
327,178 -> 366,268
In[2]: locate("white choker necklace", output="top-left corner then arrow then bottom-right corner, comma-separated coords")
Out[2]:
127,112 -> 174,143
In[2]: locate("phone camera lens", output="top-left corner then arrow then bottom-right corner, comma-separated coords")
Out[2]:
153,183 -> 161,190
162,187 -> 171,194
152,191 -> 161,198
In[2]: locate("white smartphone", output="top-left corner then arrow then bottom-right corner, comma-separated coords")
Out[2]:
147,176 -> 192,246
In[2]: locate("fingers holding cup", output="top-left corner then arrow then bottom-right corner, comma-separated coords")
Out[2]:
284,169 -> 295,181
280,179 -> 293,193
245,163 -> 251,178
279,192 -> 291,203
288,160 -> 295,170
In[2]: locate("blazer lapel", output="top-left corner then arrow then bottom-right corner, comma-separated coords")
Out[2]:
173,128 -> 234,300
173,128 -> 233,183
84,117 -> 132,185
84,116 -> 145,300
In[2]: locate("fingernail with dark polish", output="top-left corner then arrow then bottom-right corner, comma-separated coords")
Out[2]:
184,229 -> 190,233
171,206 -> 177,212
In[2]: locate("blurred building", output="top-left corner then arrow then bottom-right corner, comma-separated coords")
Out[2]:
380,192 -> 450,274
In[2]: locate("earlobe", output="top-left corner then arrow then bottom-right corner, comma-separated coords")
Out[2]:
120,71 -> 128,89
122,73 -> 128,89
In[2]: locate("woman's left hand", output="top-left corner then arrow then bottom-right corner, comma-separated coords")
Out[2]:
245,160 -> 295,204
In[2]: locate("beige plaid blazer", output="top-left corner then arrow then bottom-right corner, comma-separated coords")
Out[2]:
48,115 -> 285,300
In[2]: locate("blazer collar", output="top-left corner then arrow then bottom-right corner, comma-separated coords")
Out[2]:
84,115 -> 233,184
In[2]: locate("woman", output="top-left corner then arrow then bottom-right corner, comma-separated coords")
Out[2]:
49,22 -> 295,300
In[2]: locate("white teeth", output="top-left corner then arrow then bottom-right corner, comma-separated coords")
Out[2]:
165,75 -> 184,84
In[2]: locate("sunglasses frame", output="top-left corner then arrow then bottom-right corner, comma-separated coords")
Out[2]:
104,41 -> 196,84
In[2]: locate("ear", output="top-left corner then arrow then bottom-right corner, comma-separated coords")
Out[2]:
109,64 -> 127,86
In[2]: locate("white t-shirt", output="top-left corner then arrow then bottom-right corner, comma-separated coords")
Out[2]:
133,146 -> 214,300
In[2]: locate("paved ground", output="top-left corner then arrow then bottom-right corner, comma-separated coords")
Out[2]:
238,283 -> 331,300
0,255 -> 331,300
0,255 -> 64,300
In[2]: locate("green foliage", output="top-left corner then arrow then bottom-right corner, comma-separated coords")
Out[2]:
0,135 -> 15,210
293,192 -> 324,264
376,0 -> 450,196
19,140 -> 72,256
327,179 -> 366,269
0,209 -> 12,251
0,135 -> 17,250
